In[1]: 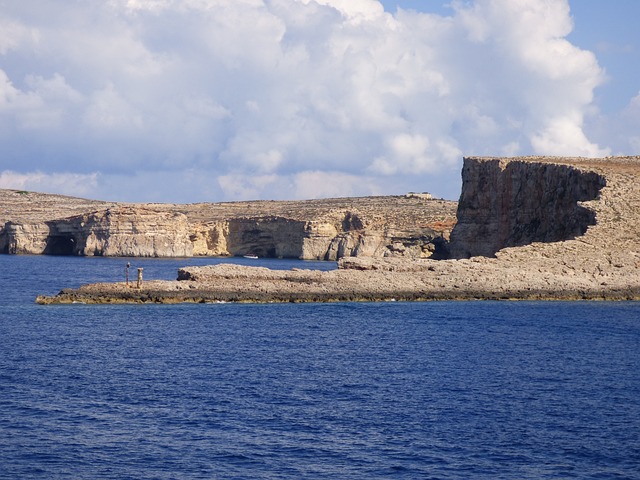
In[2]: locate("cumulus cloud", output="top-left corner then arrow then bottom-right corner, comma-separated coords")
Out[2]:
0,171 -> 99,197
0,0 -> 616,202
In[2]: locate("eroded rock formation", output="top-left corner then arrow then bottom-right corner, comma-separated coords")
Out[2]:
37,156 -> 640,304
67,207 -> 193,257
449,157 -> 607,258
2,206 -> 192,257
0,190 -> 456,259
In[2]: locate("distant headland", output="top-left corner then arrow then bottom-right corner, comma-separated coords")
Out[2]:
1,189 -> 456,261
20,155 -> 640,303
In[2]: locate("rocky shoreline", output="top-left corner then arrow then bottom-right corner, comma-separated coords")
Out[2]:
35,259 -> 640,305
36,155 -> 640,305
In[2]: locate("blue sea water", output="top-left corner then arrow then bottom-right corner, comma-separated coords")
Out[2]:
1,256 -> 640,479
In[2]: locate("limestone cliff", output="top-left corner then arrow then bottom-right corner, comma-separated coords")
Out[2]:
2,206 -> 192,257
39,156 -> 640,304
449,156 -> 607,258
190,222 -> 229,257
0,190 -> 457,259
69,207 -> 193,257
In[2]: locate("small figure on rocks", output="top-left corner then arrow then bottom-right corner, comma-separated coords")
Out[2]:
137,267 -> 144,289
125,262 -> 131,286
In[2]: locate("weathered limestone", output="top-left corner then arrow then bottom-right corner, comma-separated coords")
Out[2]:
0,189 -> 116,255
1,222 -> 52,255
72,207 -> 193,257
37,156 -> 640,304
2,207 -> 193,257
449,157 -> 607,258
302,221 -> 340,259
1,192 -> 457,259
190,221 -> 229,256
225,217 -> 308,258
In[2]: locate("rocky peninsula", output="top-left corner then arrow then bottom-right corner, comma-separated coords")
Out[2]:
35,155 -> 640,304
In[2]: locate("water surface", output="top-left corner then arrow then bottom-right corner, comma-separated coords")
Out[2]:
1,256 -> 639,478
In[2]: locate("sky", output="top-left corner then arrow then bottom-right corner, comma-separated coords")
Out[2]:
0,0 -> 638,203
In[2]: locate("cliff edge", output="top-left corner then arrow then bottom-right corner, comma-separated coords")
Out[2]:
0,191 -> 456,260
449,157 -> 607,258
37,156 -> 640,303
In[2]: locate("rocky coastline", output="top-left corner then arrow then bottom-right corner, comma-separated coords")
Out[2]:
35,155 -> 640,304
35,258 -> 640,305
0,191 -> 456,260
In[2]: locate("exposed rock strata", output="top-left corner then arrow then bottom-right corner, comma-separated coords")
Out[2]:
2,206 -> 192,257
37,156 -> 640,304
449,157 -> 607,258
1,190 -> 456,260
62,207 -> 193,257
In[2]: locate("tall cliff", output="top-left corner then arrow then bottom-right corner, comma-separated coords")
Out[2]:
2,207 -> 192,257
38,156 -> 640,304
449,157 -> 607,258
0,191 -> 457,259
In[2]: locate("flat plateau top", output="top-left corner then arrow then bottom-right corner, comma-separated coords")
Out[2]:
465,155 -> 640,173
0,189 -> 458,228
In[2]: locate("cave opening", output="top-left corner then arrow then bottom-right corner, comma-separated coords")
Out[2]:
44,235 -> 77,255
430,237 -> 450,260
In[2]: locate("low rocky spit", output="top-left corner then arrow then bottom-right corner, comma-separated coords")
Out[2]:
36,257 -> 640,304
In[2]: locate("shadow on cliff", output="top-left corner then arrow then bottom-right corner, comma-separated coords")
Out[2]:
43,221 -> 80,255
448,159 -> 607,259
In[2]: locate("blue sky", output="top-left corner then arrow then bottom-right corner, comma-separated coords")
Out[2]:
0,0 -> 638,203
567,0 -> 640,113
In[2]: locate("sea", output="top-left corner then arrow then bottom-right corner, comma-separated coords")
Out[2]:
1,255 -> 639,479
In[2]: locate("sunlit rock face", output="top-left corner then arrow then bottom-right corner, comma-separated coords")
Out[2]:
225,217 -> 308,259
449,157 -> 606,259
1,222 -> 51,255
70,207 -> 194,257
1,207 -> 193,257
3,156 -> 626,262
0,191 -> 457,259
190,209 -> 452,261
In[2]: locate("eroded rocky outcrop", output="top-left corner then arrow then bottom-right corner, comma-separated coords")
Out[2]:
37,156 -> 640,304
1,190 -> 457,259
190,222 -> 229,257
8,155 -> 631,267
2,206 -> 193,257
449,156 -> 607,258
69,207 -> 193,257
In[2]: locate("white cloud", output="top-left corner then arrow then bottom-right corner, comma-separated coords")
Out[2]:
217,173 -> 281,201
0,18 -> 34,55
217,169 -> 384,201
0,171 -> 99,197
292,170 -> 381,199
298,0 -> 385,21
0,0 -> 618,202
84,83 -> 143,130
531,114 -> 608,157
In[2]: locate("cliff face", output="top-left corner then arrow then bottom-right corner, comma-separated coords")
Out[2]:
449,157 -> 607,258
2,207 -> 193,257
72,207 -> 193,257
0,191 -> 457,259
176,210 -> 451,261
5,157 -> 629,262
37,156 -> 640,304
1,222 -> 51,255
